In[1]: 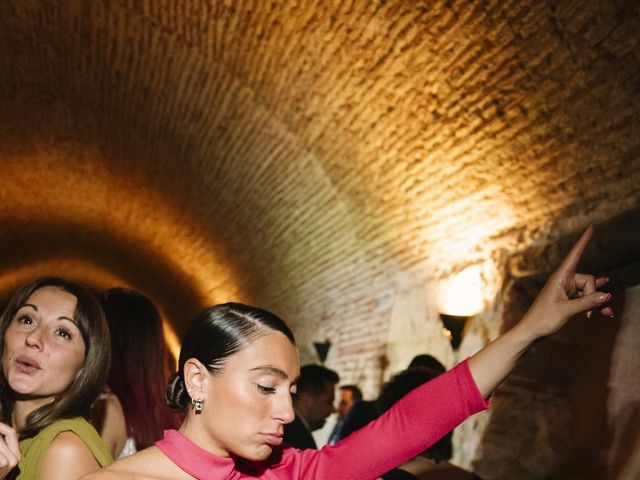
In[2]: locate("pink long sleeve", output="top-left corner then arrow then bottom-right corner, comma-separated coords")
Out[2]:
156,360 -> 489,479
272,359 -> 489,479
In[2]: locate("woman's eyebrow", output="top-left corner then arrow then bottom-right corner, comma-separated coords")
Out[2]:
19,303 -> 76,324
57,316 -> 77,324
249,366 -> 289,379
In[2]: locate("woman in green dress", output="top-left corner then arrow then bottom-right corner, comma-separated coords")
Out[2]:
0,277 -> 112,479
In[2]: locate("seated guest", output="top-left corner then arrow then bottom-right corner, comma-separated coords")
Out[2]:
376,367 -> 481,479
0,277 -> 112,479
283,364 -> 339,449
92,288 -> 180,459
328,384 -> 362,444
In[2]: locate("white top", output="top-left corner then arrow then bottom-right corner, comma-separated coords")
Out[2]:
117,437 -> 137,459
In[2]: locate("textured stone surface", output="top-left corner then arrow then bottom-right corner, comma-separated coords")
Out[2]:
472,278 -> 638,479
607,285 -> 640,479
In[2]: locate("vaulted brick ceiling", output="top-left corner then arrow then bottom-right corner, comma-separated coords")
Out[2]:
0,1 -> 639,356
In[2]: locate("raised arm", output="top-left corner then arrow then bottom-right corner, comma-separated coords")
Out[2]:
469,226 -> 613,396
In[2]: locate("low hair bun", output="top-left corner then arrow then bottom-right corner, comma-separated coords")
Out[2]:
165,372 -> 189,410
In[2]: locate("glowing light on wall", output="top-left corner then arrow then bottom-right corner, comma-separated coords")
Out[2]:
1,150 -> 245,311
420,189 -> 517,277
162,319 -> 181,365
438,264 -> 489,316
0,259 -> 127,298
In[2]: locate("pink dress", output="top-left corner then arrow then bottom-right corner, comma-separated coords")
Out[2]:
156,361 -> 489,480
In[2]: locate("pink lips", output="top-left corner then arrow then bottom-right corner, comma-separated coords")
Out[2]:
260,433 -> 283,446
15,355 -> 41,374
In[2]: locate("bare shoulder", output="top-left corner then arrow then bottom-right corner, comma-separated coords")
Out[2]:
101,392 -> 126,428
40,431 -> 101,479
46,430 -> 95,456
81,446 -> 190,480
103,392 -> 125,410
100,392 -> 128,457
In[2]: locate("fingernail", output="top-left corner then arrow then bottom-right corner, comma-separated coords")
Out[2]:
599,293 -> 612,304
586,310 -> 592,319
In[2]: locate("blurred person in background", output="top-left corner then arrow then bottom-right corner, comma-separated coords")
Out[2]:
283,364 -> 339,449
92,288 -> 180,459
328,384 -> 362,445
376,367 -> 481,479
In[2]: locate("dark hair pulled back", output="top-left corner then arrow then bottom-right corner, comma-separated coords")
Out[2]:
165,302 -> 295,410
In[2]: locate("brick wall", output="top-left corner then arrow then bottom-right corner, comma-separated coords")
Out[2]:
0,2 -> 638,476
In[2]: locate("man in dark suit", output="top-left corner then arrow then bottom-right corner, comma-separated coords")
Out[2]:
328,384 -> 363,444
284,364 -> 339,449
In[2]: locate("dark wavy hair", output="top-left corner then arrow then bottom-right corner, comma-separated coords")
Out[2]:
376,366 -> 452,462
165,302 -> 296,411
295,364 -> 340,396
99,288 -> 179,450
0,277 -> 110,440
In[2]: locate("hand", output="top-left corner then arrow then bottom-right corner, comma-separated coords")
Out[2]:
0,422 -> 20,479
519,226 -> 613,340
469,226 -> 614,397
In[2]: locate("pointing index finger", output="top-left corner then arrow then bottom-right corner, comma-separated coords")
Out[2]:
558,225 -> 593,273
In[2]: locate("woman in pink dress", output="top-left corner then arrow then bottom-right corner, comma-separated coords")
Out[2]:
82,227 -> 613,480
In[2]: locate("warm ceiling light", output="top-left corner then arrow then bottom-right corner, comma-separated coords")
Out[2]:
162,320 -> 181,367
438,264 -> 486,317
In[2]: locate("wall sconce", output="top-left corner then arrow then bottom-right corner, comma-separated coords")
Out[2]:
313,340 -> 332,364
440,313 -> 471,350
438,265 -> 486,317
436,262 -> 495,350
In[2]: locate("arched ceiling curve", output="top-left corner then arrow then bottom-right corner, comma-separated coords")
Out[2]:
0,145 -> 244,340
0,1 -> 639,353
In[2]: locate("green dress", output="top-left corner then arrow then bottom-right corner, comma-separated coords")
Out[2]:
16,417 -> 113,478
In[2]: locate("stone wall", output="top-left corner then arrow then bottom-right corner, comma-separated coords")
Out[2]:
607,285 -> 640,479
471,282 -> 639,479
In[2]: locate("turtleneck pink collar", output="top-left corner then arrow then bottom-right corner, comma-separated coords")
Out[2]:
156,429 -> 236,479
